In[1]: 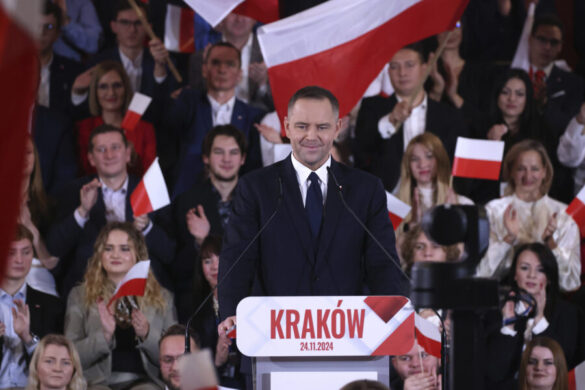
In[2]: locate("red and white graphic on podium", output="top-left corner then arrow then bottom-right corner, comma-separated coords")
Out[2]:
236,296 -> 414,357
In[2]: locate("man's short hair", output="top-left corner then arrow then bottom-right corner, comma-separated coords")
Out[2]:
159,324 -> 199,348
401,41 -> 428,63
531,14 -> 564,37
43,0 -> 63,31
287,86 -> 340,118
203,41 -> 242,68
114,0 -> 149,20
14,224 -> 34,244
88,124 -> 129,152
202,125 -> 247,157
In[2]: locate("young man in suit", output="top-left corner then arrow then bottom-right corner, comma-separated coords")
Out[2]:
167,41 -> 264,197
218,85 -> 407,341
46,124 -> 174,297
354,42 -> 468,191
0,224 -> 64,389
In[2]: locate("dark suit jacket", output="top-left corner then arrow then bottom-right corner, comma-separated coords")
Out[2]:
33,105 -> 78,195
167,88 -> 264,197
27,285 -> 65,337
544,65 -> 585,132
218,157 -> 408,320
47,175 -> 175,297
48,54 -> 83,114
355,94 -> 468,191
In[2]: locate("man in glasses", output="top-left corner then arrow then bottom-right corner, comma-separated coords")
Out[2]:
390,339 -> 440,390
159,324 -> 198,390
528,14 -> 583,131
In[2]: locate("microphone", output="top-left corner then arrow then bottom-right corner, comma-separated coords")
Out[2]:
185,176 -> 284,352
326,167 -> 411,287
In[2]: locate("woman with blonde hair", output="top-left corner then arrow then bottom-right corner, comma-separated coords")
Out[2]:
26,334 -> 87,390
518,337 -> 569,390
397,132 -> 472,230
476,139 -> 581,292
65,222 -> 175,389
75,60 -> 156,176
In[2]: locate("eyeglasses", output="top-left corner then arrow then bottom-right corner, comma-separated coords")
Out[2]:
396,351 -> 430,362
42,23 -> 56,32
116,19 -> 142,29
160,354 -> 185,366
97,82 -> 124,91
93,144 -> 124,154
534,35 -> 561,47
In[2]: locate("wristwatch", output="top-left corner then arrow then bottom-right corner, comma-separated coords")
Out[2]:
24,333 -> 39,348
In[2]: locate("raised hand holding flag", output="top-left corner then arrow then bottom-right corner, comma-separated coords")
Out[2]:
414,312 -> 442,359
130,157 -> 170,217
121,92 -> 152,132
452,137 -> 505,180
107,260 -> 150,307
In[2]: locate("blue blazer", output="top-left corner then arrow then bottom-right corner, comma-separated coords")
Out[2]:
169,88 -> 264,197
218,156 -> 408,320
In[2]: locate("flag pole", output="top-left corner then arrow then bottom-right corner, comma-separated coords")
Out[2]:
394,30 -> 455,130
127,0 -> 183,83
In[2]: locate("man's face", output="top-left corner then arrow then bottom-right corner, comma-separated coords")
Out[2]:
88,132 -> 130,179
388,49 -> 427,98
529,25 -> 562,69
5,239 -> 34,282
160,335 -> 195,390
111,9 -> 146,50
38,14 -> 59,54
392,341 -> 439,380
284,98 -> 341,170
219,13 -> 255,40
203,135 -> 245,182
202,46 -> 242,93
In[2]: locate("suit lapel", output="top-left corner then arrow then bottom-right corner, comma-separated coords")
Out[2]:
316,161 -> 344,263
231,100 -> 246,134
199,93 -> 213,136
279,157 -> 315,261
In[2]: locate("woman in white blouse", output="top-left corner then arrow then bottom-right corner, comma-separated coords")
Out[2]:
476,139 -> 581,292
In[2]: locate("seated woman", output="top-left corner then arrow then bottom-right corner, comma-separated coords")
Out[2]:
397,133 -> 473,232
65,222 -> 176,389
75,60 -> 156,177
192,235 -> 244,389
518,337 -> 569,390
26,334 -> 87,390
476,140 -> 581,292
485,244 -> 585,389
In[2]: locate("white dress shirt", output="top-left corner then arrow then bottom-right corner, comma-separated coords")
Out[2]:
37,54 -> 53,108
557,117 -> 585,194
290,154 -> 330,207
120,48 -> 143,93
377,94 -> 428,150
208,94 -> 236,126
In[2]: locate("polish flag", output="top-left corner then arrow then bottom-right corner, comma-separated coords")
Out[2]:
566,185 -> 585,238
107,260 -> 150,307
386,191 -> 412,229
452,137 -> 505,180
184,0 -> 278,27
164,4 -> 195,53
510,2 -> 535,71
257,0 -> 468,128
0,0 -> 40,278
180,349 -> 219,390
121,92 -> 151,132
130,158 -> 170,216
569,359 -> 585,390
414,312 -> 442,358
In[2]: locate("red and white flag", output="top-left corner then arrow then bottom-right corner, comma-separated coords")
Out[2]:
414,313 -> 441,358
510,2 -> 535,71
569,359 -> 585,390
121,92 -> 151,132
566,185 -> 585,238
130,157 -> 170,216
164,4 -> 195,53
452,137 -> 505,180
0,1 -> 40,277
180,349 -> 219,390
107,260 -> 150,307
184,0 -> 278,27
386,191 -> 412,229
257,0 -> 468,129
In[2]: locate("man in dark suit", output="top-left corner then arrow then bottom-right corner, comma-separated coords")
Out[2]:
218,86 -> 407,332
47,124 -> 174,298
166,41 -> 264,197
354,42 -> 468,192
0,224 -> 63,389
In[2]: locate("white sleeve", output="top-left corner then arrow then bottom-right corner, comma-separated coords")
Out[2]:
557,117 -> 585,168
476,200 -> 514,279
377,114 -> 397,139
552,210 -> 582,292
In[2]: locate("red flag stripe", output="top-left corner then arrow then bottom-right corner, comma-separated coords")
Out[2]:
415,328 -> 442,358
569,368 -> 576,390
108,278 -> 147,306
179,7 -> 195,53
233,0 -> 279,24
389,212 -> 403,230
121,111 -> 141,133
566,198 -> 585,238
130,179 -> 154,216
452,157 -> 501,180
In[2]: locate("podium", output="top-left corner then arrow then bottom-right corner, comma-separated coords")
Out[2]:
236,296 -> 414,390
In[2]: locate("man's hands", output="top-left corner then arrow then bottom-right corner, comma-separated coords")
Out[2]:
149,38 -> 169,79
72,66 -> 96,95
12,300 -> 32,344
133,214 -> 151,232
186,205 -> 210,245
78,179 -> 101,218
388,101 -> 412,128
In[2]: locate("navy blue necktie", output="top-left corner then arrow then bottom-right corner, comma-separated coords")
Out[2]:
305,172 -> 323,238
